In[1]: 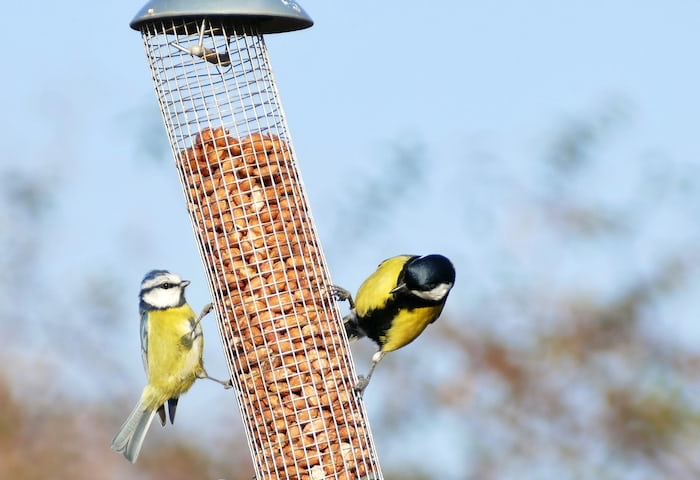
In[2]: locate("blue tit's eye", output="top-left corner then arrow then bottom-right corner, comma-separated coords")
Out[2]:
161,283 -> 172,289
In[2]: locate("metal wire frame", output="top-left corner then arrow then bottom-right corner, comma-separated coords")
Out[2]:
138,18 -> 383,480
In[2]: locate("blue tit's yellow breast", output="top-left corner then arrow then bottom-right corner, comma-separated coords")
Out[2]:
380,304 -> 443,352
355,255 -> 413,317
142,304 -> 203,409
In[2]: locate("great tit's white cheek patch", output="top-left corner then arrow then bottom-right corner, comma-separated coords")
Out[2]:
413,282 -> 453,302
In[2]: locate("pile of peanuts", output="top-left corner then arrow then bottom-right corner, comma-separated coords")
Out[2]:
177,126 -> 377,480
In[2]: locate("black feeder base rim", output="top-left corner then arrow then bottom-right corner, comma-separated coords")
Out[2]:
130,0 -> 313,34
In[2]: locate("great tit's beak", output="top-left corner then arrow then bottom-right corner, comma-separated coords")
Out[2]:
390,283 -> 408,294
181,280 -> 191,288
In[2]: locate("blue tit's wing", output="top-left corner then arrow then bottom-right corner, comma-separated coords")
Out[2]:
140,310 -> 149,373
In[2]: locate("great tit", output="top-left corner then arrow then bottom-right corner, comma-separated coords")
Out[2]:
333,254 -> 455,395
111,270 -> 231,463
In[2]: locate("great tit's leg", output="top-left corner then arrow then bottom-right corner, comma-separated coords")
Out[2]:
332,287 -> 364,341
197,370 -> 233,389
330,285 -> 355,310
354,350 -> 385,396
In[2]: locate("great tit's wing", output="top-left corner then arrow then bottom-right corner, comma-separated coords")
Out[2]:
355,255 -> 415,317
140,310 -> 149,373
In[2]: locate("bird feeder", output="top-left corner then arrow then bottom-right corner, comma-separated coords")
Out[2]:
130,1 -> 383,479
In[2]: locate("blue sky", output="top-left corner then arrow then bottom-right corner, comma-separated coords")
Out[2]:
5,0 -> 698,281
2,1 -> 700,478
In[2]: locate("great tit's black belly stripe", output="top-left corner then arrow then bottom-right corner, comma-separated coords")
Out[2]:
357,293 -> 440,348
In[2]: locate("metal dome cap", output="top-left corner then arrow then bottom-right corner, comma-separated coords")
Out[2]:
130,0 -> 313,34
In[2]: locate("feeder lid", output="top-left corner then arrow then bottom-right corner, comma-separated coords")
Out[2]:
130,0 -> 313,33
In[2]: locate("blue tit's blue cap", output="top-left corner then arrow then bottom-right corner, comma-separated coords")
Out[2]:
142,269 -> 172,283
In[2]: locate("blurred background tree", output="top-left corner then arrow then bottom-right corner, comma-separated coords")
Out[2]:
333,99 -> 700,480
2,97 -> 699,479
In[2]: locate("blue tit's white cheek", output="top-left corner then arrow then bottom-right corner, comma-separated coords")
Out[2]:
139,271 -> 186,309
413,282 -> 453,302
142,287 -> 182,309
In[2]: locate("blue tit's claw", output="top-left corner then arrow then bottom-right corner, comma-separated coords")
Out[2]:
188,303 -> 212,339
200,303 -> 213,318
180,332 -> 194,347
198,370 -> 232,389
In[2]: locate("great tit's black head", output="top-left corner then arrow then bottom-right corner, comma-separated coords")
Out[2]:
398,254 -> 455,302
139,269 -> 190,310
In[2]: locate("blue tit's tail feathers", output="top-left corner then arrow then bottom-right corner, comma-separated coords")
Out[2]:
111,401 -> 156,463
343,311 -> 365,342
156,404 -> 167,426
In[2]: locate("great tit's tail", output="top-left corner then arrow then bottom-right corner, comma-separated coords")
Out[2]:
343,311 -> 365,342
111,400 -> 156,463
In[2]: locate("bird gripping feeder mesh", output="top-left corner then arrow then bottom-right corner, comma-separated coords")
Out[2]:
130,1 -> 383,479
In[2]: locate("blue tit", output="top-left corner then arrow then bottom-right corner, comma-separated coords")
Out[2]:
111,269 -> 231,463
333,254 -> 456,395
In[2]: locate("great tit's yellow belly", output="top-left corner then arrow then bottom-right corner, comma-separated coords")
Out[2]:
141,305 -> 203,410
380,304 -> 443,352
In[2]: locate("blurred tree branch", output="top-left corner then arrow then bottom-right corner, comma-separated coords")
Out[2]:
338,98 -> 700,479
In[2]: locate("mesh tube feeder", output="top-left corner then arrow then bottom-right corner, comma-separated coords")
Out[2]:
130,1 -> 383,479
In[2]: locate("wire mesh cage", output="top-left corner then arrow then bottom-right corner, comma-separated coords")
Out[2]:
130,1 -> 383,479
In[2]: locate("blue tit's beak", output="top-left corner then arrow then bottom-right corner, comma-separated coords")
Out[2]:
181,280 -> 191,288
